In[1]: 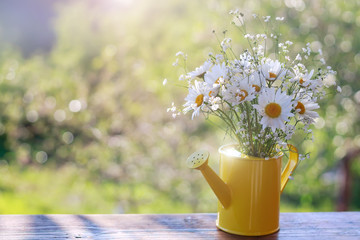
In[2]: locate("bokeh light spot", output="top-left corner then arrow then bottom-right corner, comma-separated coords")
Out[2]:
314,117 -> 325,129
336,121 -> 349,135
340,40 -> 352,52
69,100 -> 82,112
324,34 -> 335,46
36,151 -> 48,164
54,110 -> 66,122
26,110 -> 39,123
62,131 -> 74,144
354,91 -> 360,104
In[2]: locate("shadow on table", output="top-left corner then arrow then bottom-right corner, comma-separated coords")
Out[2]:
76,215 -> 142,240
28,215 -> 68,240
146,214 -> 260,239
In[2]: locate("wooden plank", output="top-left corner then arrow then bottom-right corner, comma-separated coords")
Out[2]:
0,212 -> 359,239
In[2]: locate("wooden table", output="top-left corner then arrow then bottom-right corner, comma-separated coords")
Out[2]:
0,212 -> 359,239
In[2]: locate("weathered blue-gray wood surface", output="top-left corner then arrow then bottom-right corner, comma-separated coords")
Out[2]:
0,212 -> 359,239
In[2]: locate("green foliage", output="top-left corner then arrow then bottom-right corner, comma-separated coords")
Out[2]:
0,0 -> 359,213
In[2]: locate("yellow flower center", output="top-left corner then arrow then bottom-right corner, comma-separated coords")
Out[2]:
265,102 -> 282,118
295,101 -> 305,114
252,84 -> 261,92
299,78 -> 305,85
236,89 -> 248,101
195,94 -> 204,107
269,72 -> 277,79
214,77 -> 223,85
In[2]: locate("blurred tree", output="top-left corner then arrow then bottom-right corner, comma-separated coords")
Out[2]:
0,0 -> 358,213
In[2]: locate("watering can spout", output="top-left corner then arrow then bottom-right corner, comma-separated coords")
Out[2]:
187,150 -> 231,209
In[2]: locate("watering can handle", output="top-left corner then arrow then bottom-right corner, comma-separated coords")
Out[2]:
280,144 -> 299,193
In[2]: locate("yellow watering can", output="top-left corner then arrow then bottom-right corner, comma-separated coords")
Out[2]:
187,143 -> 299,236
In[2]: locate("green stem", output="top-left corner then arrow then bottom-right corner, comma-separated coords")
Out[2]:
245,103 -> 254,155
254,108 -> 259,154
216,108 -> 242,146
223,99 -> 241,122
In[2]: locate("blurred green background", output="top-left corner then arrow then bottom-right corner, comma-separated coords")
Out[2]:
0,0 -> 359,214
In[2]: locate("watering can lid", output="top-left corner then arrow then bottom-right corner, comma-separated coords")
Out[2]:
186,150 -> 209,169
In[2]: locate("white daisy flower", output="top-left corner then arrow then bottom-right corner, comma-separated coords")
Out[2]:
225,77 -> 256,105
291,73 -> 323,92
294,98 -> 319,123
204,62 -> 228,96
254,88 -> 294,132
205,63 -> 228,86
188,60 -> 212,79
260,59 -> 286,81
291,69 -> 314,88
308,78 -> 324,92
183,81 -> 210,119
249,71 -> 266,93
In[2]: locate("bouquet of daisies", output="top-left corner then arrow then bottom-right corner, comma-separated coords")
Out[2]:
168,10 -> 339,159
